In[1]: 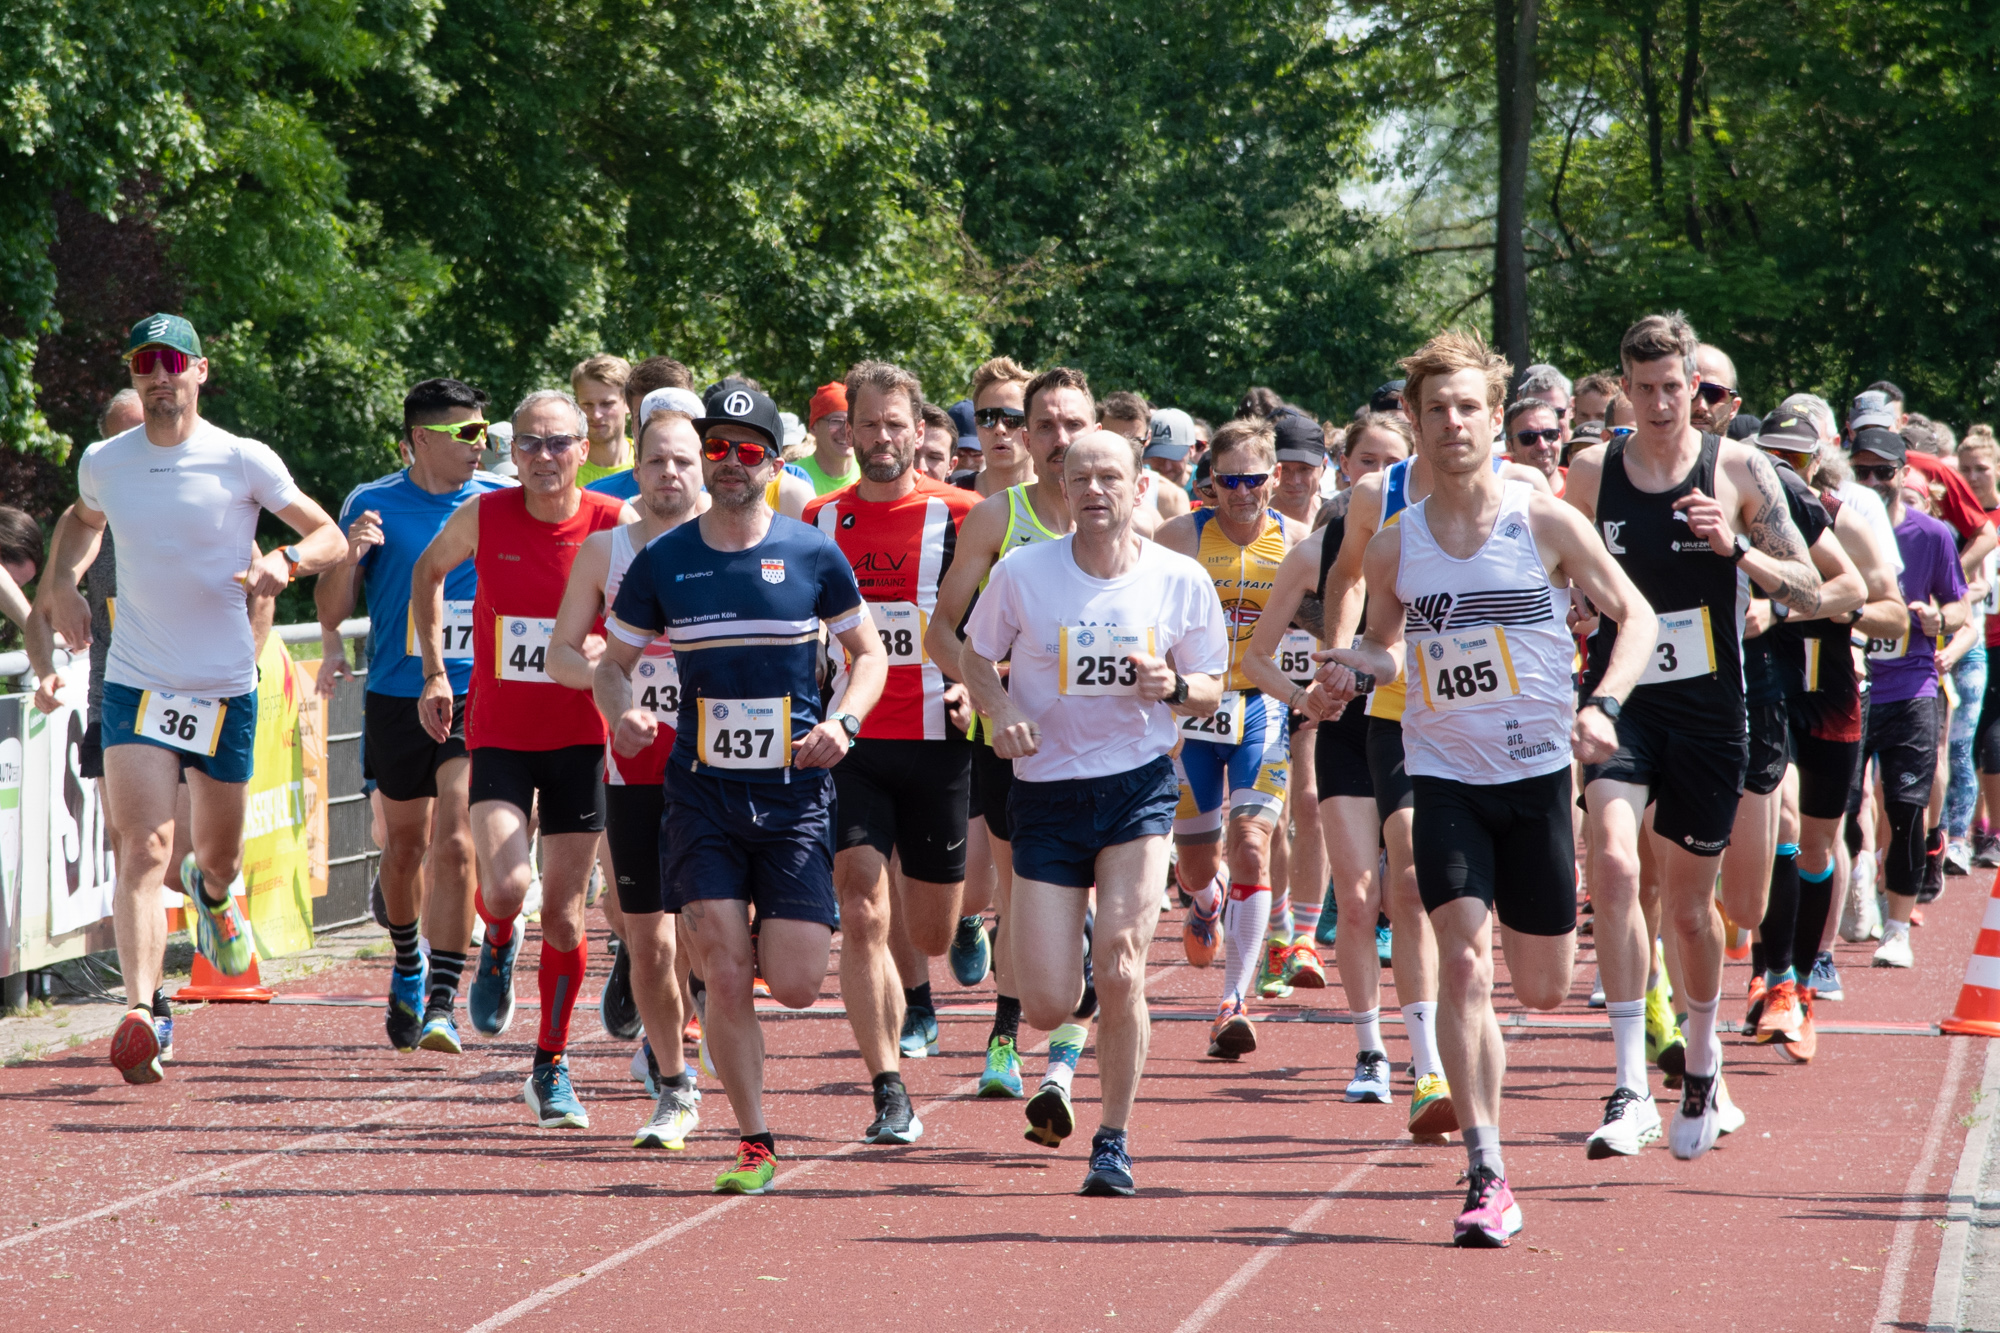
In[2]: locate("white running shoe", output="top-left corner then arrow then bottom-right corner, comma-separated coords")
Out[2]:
1843,858 -> 1882,941
1715,1076 -> 1745,1136
1586,1086 -> 1662,1159
1588,968 -> 1606,1009
1873,930 -> 1915,969
1669,1068 -> 1724,1160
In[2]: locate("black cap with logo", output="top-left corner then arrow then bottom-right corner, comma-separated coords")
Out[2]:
1271,408 -> 1327,465
692,378 -> 785,450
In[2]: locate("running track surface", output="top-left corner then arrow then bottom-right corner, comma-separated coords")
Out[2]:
5,873 -> 1994,1333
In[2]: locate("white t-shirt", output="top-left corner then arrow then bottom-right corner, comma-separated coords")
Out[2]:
78,420 -> 303,697
965,534 -> 1228,783
1835,480 -> 1905,576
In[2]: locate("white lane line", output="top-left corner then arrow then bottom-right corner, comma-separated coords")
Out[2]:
1927,1037 -> 2000,1331
1874,1034 -> 1971,1331
1171,1160 -> 1381,1333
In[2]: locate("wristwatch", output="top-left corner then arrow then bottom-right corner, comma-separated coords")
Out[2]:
280,544 -> 305,580
1731,533 -> 1753,563
1770,600 -> 1790,622
1166,672 -> 1190,707
831,711 -> 862,740
1582,694 -> 1622,722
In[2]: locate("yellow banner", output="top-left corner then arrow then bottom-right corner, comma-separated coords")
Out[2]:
238,635 -> 320,957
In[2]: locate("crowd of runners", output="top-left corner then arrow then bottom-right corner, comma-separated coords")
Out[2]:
11,307 -> 1998,1248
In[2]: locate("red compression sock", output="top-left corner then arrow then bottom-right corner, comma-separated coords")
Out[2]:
537,939 -> 588,1055
476,887 -> 514,947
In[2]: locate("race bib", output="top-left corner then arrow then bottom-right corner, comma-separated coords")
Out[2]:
1278,630 -> 1318,689
1865,630 -> 1909,661
1179,690 -> 1249,744
496,616 -> 555,682
871,601 -> 927,665
633,653 -> 682,723
1645,607 -> 1717,683
1058,626 -> 1155,696
410,599 -> 475,660
1413,626 -> 1521,714
1803,637 -> 1824,692
134,691 -> 226,757
696,697 -> 792,769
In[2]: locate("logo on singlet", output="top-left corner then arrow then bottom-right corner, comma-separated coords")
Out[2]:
1075,629 -> 1097,646
1409,592 -> 1454,634
1601,521 -> 1627,554
761,559 -> 786,584
841,512 -> 856,528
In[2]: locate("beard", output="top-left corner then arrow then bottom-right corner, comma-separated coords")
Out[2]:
862,452 -> 911,484
707,468 -> 763,510
644,488 -> 697,523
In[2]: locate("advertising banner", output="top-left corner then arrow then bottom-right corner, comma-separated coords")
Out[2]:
39,663 -> 115,940
0,697 -> 21,976
237,635 -> 318,958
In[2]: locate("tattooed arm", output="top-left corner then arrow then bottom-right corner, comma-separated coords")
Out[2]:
1709,445 -> 1823,615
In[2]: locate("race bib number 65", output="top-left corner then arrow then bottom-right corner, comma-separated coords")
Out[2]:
134,691 -> 225,757
497,616 -> 556,682
1278,629 -> 1318,689
1058,626 -> 1156,696
697,697 -> 792,769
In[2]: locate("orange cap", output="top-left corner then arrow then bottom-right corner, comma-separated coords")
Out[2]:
808,381 -> 848,427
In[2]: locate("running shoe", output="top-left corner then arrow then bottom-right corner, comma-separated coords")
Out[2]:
1076,912 -> 1098,1020
1976,832 -> 2000,869
386,959 -> 429,1052
1645,978 -> 1686,1086
1585,1086 -> 1662,1159
1668,1067 -> 1723,1160
600,937 -> 642,1041
523,1060 -> 590,1129
698,1029 -> 718,1079
1843,858 -> 1883,941
1025,1081 -> 1076,1148
634,1077 -> 701,1150
1920,829 -> 1947,902
1873,930 -> 1915,969
631,1037 -> 656,1092
1284,937 -> 1327,990
1946,839 -> 1973,877
110,1008 -> 163,1085
1255,939 -> 1293,999
1453,1166 -> 1522,1248
1316,893 -> 1337,947
182,856 -> 255,977
468,927 -> 521,1036
899,1005 -> 940,1059
1715,1074 -> 1747,1136
417,1008 -> 462,1054
1809,951 -> 1844,1001
684,1014 -> 702,1044
864,1081 -> 924,1145
1588,968 -> 1605,1009
714,1140 -> 777,1194
949,915 -> 991,986
152,994 -> 174,1064
1344,1050 -> 1392,1104
1207,997 -> 1257,1059
1780,989 -> 1818,1063
1408,1072 -> 1458,1138
1755,978 -> 1804,1044
1079,1129 -> 1136,1197
979,1034 -> 1023,1097
1375,921 -> 1393,964
1743,973 -> 1768,1033
1182,899 -> 1220,968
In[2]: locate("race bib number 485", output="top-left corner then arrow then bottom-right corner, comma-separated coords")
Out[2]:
1413,626 -> 1521,713
134,691 -> 225,757
497,616 -> 556,682
1058,626 -> 1156,696
697,697 -> 792,769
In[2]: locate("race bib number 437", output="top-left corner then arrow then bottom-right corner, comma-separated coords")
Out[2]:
697,697 -> 792,769
1058,626 -> 1156,696
497,616 -> 556,682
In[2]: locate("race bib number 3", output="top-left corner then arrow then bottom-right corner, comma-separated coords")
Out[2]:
1414,626 -> 1521,713
1646,607 -> 1718,683
134,691 -> 225,757
1181,690 -> 1249,743
871,602 -> 927,665
1278,630 -> 1318,689
1058,626 -> 1156,696
697,697 -> 791,769
497,616 -> 556,682
411,599 -> 475,660
634,653 -> 681,723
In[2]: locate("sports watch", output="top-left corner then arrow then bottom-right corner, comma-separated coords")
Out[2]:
831,711 -> 862,740
280,544 -> 305,581
1731,533 -> 1753,563
1582,694 -> 1622,722
1166,672 -> 1190,706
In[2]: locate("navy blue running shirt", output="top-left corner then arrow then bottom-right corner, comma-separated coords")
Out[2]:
609,515 -> 864,782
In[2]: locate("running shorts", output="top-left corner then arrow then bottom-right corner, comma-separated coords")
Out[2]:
1790,716 -> 1861,823
661,762 -> 839,928
469,744 -> 607,834
1743,701 -> 1790,797
100,681 -> 258,784
1171,691 -> 1289,838
1852,694 -> 1939,814
605,782 -> 667,915
364,691 -> 468,803
1313,703 -> 1373,799
1009,756 -> 1178,890
1581,693 -> 1747,857
970,742 -> 1016,842
833,737 -> 973,883
1365,716 -> 1415,822
1411,768 -> 1577,936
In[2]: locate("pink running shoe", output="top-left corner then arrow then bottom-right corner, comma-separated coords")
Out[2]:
1452,1166 -> 1522,1248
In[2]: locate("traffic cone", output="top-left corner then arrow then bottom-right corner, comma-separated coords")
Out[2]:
178,950 -> 274,1003
1939,876 -> 2000,1036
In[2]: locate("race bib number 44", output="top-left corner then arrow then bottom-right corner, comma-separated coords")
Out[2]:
1646,607 -> 1718,683
871,602 -> 927,665
697,697 -> 792,769
135,691 -> 225,757
1180,690 -> 1249,743
411,599 -> 475,659
497,616 -> 556,682
1058,626 -> 1156,696
1413,627 -> 1521,713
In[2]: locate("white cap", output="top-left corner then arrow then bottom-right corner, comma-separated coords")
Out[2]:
638,386 -> 705,421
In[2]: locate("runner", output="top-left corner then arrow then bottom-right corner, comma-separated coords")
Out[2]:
804,360 -> 979,1145
1316,328 -> 1654,1247
1504,397 -> 1566,497
799,380 -> 859,494
960,427 -> 1229,1196
30,313 -> 346,1084
316,378 -> 511,1054
412,388 -> 631,1127
1564,311 -> 1823,1160
1266,407 -> 1328,971
1155,418 -> 1304,1058
1145,410 -> 1197,521
600,380 -> 887,1195
573,354 -> 633,486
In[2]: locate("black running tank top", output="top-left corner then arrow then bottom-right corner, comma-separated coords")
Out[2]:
1584,433 -> 1748,715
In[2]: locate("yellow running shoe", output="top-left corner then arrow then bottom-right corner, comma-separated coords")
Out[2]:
1283,936 -> 1327,989
1645,974 -> 1686,1087
1409,1071 -> 1459,1138
713,1139 -> 777,1194
1255,939 -> 1293,998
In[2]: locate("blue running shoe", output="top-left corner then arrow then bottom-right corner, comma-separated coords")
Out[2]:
979,1034 -> 1023,1097
1343,1050 -> 1393,1103
387,958 -> 429,1052
1316,894 -> 1337,948
1375,922 -> 1393,965
417,1008 -> 462,1054
469,927 -> 520,1036
154,1013 -> 174,1064
899,1006 -> 939,1058
1810,950 -> 1845,1002
1080,1129 -> 1136,1197
949,915 -> 991,986
523,1060 -> 590,1128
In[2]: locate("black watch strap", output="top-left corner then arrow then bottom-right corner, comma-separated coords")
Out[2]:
1167,672 -> 1190,706
1583,694 -> 1621,722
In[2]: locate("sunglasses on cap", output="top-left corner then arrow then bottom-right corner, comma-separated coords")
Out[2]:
129,347 -> 193,376
702,438 -> 777,467
1215,472 -> 1270,490
1696,382 -> 1735,405
1853,463 -> 1902,481
1514,427 -> 1562,447
414,419 -> 489,445
514,432 -> 583,457
974,406 -> 1026,430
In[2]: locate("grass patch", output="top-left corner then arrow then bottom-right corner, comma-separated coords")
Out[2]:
355,943 -> 391,960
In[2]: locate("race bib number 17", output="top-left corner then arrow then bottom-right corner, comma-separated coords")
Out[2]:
1058,626 -> 1156,696
411,598 -> 475,660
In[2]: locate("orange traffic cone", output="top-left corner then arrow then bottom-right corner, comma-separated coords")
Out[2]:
178,950 -> 274,1003
1939,876 -> 2000,1036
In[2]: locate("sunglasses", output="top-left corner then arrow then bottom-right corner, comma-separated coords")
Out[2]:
129,347 -> 192,376
1514,427 -> 1562,447
974,406 -> 1026,430
702,438 -> 776,466
1696,382 -> 1735,405
1215,473 -> 1270,490
414,419 -> 489,445
1609,425 -> 1636,439
514,433 -> 583,457
1853,463 -> 1902,481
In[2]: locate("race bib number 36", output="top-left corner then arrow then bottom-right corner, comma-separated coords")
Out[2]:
1646,607 -> 1718,683
1414,626 -> 1521,713
871,602 -> 927,665
134,691 -> 225,757
1058,626 -> 1155,696
497,616 -> 556,682
697,697 -> 791,769
411,599 -> 475,660
1278,629 -> 1318,689
1180,690 -> 1248,743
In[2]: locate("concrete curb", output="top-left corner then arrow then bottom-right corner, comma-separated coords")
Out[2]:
1928,1037 -> 2000,1331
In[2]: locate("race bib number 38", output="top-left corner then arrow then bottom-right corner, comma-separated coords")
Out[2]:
134,691 -> 225,757
497,616 -> 556,682
1414,626 -> 1521,713
1646,607 -> 1718,683
1058,626 -> 1156,696
871,601 -> 927,665
697,697 -> 791,769
411,599 -> 475,660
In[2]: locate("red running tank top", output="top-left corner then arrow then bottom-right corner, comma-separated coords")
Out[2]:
468,487 -> 627,750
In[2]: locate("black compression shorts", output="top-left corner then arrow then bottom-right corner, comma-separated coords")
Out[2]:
605,782 -> 668,915
469,744 -> 606,834
832,737 -> 973,884
1365,716 -> 1415,822
1411,768 -> 1577,936
1582,693 -> 1747,856
1314,704 -> 1373,799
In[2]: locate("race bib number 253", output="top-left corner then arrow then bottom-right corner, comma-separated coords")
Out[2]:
1058,626 -> 1155,696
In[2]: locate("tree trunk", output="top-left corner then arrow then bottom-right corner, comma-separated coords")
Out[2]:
1678,0 -> 1704,249
1494,0 -> 1537,380
1637,3 -> 1665,218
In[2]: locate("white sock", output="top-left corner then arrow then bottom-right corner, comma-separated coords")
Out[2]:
1352,1007 -> 1383,1055
1188,869 -> 1222,916
1222,886 -> 1271,1003
1402,1001 -> 1441,1079
1884,917 -> 1911,940
1683,991 -> 1721,1078
1606,998 -> 1647,1094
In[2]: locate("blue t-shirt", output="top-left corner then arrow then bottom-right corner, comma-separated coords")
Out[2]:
610,515 -> 863,782
340,468 -> 513,697
586,462 -> 811,502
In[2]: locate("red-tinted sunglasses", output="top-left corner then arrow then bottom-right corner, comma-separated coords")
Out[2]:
702,438 -> 775,466
129,347 -> 193,376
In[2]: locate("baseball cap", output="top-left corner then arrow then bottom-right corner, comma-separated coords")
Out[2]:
808,381 -> 848,427
1850,425 -> 1907,464
125,313 -> 202,358
1756,410 -> 1818,453
1271,408 -> 1327,465
948,399 -> 981,452
638,386 -> 706,421
1370,380 -> 1406,413
1145,408 -> 1196,461
1725,413 -> 1763,442
1849,390 -> 1899,432
693,379 -> 785,450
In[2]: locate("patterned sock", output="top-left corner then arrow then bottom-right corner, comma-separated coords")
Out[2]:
476,888 -> 514,948
388,919 -> 422,975
426,949 -> 467,1014
1044,1022 -> 1087,1092
536,939 -> 588,1056
1402,1000 -> 1441,1079
1291,896 -> 1322,940
1268,890 -> 1293,939
1221,882 -> 1271,1003
1184,867 -> 1222,916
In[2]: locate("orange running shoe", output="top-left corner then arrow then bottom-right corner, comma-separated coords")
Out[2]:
1780,989 -> 1817,1063
683,1015 -> 702,1044
1207,997 -> 1256,1059
1756,977 -> 1804,1044
753,977 -> 772,998
1744,973 -> 1767,1031
1182,899 -> 1221,968
1284,937 -> 1327,989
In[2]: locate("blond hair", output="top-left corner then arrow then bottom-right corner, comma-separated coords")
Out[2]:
1208,417 -> 1277,469
1398,329 -> 1511,414
571,353 -> 632,391
969,355 -> 1034,406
